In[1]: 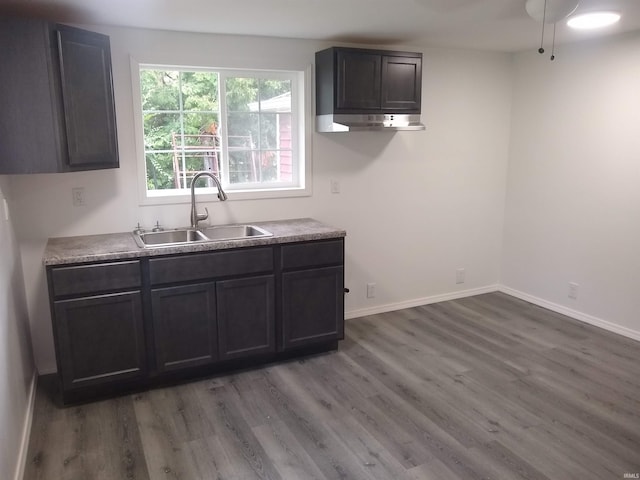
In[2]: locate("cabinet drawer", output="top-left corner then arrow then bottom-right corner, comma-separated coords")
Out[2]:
281,239 -> 343,270
51,260 -> 141,297
149,247 -> 273,285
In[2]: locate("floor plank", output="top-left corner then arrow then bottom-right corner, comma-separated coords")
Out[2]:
23,292 -> 640,479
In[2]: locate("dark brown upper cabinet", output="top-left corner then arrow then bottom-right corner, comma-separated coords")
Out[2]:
0,17 -> 119,174
316,47 -> 422,115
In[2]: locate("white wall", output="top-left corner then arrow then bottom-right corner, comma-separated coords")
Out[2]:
0,177 -> 35,480
502,31 -> 640,338
10,26 -> 512,373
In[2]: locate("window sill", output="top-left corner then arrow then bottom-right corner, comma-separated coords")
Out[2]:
138,185 -> 312,206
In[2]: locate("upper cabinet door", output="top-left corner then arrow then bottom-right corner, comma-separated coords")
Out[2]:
381,55 -> 422,111
335,50 -> 382,111
0,17 -> 119,174
56,25 -> 119,169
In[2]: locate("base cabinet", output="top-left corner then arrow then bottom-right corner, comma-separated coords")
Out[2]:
281,239 -> 345,350
151,275 -> 275,372
47,238 -> 344,403
282,266 -> 344,349
217,275 -> 275,360
151,283 -> 218,372
53,291 -> 146,390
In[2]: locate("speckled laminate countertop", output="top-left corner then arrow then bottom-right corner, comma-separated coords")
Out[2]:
44,218 -> 346,266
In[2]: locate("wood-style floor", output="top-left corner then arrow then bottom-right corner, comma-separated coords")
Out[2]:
23,292 -> 640,480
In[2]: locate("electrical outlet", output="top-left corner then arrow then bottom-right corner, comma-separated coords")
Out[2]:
568,282 -> 579,300
456,268 -> 465,284
72,187 -> 85,207
330,179 -> 341,194
366,282 -> 376,298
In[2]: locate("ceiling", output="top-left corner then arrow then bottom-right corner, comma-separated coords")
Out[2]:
1,0 -> 640,52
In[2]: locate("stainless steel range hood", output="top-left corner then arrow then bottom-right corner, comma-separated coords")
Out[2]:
316,114 -> 425,133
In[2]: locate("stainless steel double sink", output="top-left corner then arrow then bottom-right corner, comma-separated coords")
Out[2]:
134,224 -> 272,248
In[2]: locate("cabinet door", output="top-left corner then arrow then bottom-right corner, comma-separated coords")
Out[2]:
381,55 -> 422,111
217,275 -> 275,360
0,18 -> 65,173
282,266 -> 344,349
336,50 -> 381,111
54,291 -> 146,390
56,25 -> 119,169
151,283 -> 218,372
0,19 -> 119,173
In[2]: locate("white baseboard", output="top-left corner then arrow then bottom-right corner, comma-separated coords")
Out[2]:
345,283 -> 640,344
345,285 -> 500,319
498,285 -> 640,342
14,371 -> 37,480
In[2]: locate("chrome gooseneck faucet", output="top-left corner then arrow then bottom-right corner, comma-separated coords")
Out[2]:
190,171 -> 228,229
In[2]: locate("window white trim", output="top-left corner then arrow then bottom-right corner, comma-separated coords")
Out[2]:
130,57 -> 312,206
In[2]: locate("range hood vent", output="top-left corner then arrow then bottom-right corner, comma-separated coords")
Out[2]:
317,114 -> 425,133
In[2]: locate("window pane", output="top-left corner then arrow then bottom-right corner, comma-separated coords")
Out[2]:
228,150 -> 257,184
181,71 -> 219,111
227,112 -> 260,149
257,151 -> 279,182
259,113 -> 277,149
184,154 -> 210,175
146,152 -> 176,190
259,112 -> 292,150
174,156 -> 221,191
182,113 -> 220,146
181,115 -> 222,178
226,77 -> 259,112
259,79 -> 291,112
140,70 -> 180,111
181,114 -> 222,177
143,113 -> 181,151
277,113 -> 292,150
278,149 -> 294,182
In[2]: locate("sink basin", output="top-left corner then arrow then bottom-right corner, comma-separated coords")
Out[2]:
135,228 -> 208,247
200,224 -> 272,241
134,224 -> 272,248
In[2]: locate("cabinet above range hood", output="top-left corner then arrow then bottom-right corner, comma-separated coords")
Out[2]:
315,47 -> 424,133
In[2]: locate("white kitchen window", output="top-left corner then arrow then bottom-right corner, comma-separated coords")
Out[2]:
132,63 -> 310,203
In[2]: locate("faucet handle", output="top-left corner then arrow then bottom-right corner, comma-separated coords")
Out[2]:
196,207 -> 209,223
133,222 -> 145,235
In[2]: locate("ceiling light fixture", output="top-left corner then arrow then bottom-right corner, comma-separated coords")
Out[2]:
525,0 -> 580,60
567,11 -> 621,29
